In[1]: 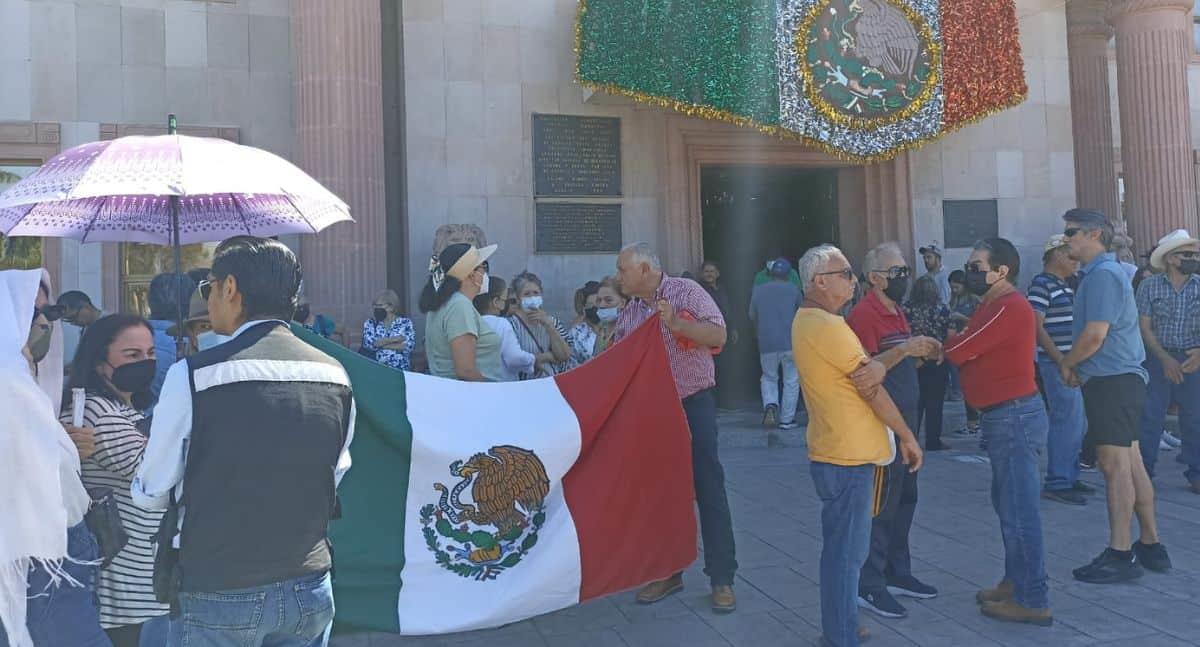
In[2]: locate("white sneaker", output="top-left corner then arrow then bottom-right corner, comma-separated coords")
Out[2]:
1160,439 -> 1173,451
1162,431 -> 1182,448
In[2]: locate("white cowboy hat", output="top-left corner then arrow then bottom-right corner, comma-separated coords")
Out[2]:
1149,229 -> 1200,271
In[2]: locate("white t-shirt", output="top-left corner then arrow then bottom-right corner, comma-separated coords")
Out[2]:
482,314 -> 535,382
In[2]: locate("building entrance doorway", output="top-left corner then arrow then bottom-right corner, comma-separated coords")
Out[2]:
700,165 -> 839,408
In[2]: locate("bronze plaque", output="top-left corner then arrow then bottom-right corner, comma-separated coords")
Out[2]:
532,114 -> 621,197
535,203 -> 622,253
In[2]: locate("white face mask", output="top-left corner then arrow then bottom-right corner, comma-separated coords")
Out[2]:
596,307 -> 620,322
197,331 -> 232,351
521,295 -> 543,311
480,273 -> 490,294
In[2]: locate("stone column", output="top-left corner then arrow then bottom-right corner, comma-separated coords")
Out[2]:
1066,0 -> 1121,223
1109,0 -> 1198,251
292,0 -> 387,343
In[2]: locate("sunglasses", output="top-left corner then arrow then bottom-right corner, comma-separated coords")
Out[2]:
198,279 -> 213,301
1063,227 -> 1082,238
1174,251 -> 1200,260
871,266 -> 910,280
817,268 -> 856,281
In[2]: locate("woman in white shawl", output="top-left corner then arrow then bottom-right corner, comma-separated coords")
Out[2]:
0,269 -> 110,647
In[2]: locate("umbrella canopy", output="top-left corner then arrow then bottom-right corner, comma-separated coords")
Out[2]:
0,135 -> 352,244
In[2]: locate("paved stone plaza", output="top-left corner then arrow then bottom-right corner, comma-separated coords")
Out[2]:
333,406 -> 1200,647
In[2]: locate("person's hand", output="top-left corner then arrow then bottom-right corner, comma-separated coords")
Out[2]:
529,309 -> 554,329
904,336 -> 940,359
533,352 -> 554,371
657,299 -> 681,332
1162,355 -> 1185,385
851,358 -> 886,397
64,425 -> 96,461
900,434 -> 924,472
1059,362 -> 1081,388
1182,349 -> 1200,374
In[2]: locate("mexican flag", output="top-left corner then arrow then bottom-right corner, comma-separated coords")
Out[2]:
292,318 -> 698,635
577,0 -> 1026,160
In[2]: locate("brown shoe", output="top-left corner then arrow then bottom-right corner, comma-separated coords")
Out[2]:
636,573 -> 683,604
981,599 -> 1053,626
975,579 -> 1014,605
711,585 -> 736,614
817,627 -> 870,646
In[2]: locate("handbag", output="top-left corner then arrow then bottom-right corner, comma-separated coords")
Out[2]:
84,486 -> 128,568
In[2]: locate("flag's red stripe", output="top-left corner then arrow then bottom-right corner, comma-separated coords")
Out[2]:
555,317 -> 698,601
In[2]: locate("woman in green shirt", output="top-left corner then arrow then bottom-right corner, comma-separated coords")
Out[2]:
419,243 -> 504,381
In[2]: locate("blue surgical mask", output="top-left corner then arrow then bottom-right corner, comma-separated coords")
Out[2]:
521,296 -> 543,311
197,331 -> 232,351
596,307 -> 619,323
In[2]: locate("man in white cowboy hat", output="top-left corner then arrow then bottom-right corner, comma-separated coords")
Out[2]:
1136,228 -> 1200,496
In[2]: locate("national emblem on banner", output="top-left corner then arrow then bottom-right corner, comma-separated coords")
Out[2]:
420,446 -> 551,581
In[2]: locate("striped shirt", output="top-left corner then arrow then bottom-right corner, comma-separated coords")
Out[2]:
613,275 -> 725,399
1135,273 -> 1200,351
507,314 -> 573,379
1027,272 -> 1075,355
61,395 -> 169,628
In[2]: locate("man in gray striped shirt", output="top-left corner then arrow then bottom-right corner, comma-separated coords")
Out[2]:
1028,234 -> 1091,506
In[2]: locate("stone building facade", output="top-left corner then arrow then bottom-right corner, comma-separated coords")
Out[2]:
2,0 -> 1199,346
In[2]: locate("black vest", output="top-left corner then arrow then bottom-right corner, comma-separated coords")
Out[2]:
179,321 -> 352,592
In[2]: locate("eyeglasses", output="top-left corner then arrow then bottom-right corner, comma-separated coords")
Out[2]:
1063,227 -> 1082,238
870,266 -> 910,280
817,268 -> 856,281
198,279 -> 212,301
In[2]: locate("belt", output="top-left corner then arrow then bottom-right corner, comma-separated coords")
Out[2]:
979,392 -> 1039,414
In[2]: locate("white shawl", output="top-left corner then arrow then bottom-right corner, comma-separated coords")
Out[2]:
0,269 -> 88,647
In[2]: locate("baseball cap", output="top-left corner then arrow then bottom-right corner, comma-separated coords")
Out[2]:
1044,234 -> 1068,253
918,242 -> 942,256
769,258 -> 792,277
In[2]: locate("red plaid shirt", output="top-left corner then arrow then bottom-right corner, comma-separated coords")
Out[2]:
613,275 -> 726,399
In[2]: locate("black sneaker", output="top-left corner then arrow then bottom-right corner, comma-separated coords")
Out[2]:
1071,481 -> 1097,495
857,588 -> 907,618
763,404 -> 778,427
1133,541 -> 1172,573
1042,488 -> 1087,506
1073,548 -> 1144,584
887,575 -> 938,600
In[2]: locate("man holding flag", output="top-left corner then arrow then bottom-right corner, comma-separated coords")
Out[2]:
614,242 -> 739,614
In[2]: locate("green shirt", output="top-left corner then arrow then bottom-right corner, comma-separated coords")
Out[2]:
753,268 -> 801,286
424,292 -> 504,381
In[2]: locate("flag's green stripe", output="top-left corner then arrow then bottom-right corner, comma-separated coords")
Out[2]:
293,324 -> 411,635
577,0 -> 780,126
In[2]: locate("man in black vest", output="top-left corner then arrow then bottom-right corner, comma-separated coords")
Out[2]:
133,236 -> 354,647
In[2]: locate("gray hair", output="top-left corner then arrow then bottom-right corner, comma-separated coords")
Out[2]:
620,242 -> 662,270
798,244 -> 844,286
863,242 -> 903,276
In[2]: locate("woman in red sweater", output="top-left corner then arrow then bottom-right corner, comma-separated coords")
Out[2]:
944,238 -> 1052,627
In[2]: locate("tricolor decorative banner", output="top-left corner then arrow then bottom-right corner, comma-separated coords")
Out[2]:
294,318 -> 698,635
576,0 -> 1027,160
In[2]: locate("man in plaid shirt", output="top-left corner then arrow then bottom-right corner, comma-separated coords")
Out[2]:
613,242 -> 738,614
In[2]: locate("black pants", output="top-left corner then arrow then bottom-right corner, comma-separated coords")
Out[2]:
682,388 -> 738,585
860,407 -> 919,592
917,362 -> 948,446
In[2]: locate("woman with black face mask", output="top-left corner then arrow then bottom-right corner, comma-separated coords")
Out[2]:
361,289 -> 414,370
61,314 -> 169,646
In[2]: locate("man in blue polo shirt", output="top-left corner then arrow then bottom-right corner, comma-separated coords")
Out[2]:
1028,234 -> 1092,506
846,242 -> 941,620
1058,209 -> 1170,584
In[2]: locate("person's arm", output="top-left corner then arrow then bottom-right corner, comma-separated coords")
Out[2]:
1138,315 -> 1183,384
87,409 -> 149,478
864,386 -> 923,472
944,301 -> 1012,364
131,362 -> 192,511
335,399 -> 355,487
361,321 -> 377,351
1034,312 -> 1065,364
449,334 -> 488,381
1061,321 -> 1109,370
496,322 -> 536,375
659,284 -> 728,348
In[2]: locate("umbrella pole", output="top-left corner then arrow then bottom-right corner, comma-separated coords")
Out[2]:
171,194 -> 187,358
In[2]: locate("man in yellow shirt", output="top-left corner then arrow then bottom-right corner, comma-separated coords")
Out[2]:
792,244 -> 923,647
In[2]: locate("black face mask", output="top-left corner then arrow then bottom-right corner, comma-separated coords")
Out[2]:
294,304 -> 311,322
1179,259 -> 1200,275
882,276 -> 909,303
965,269 -> 992,297
373,307 -> 388,322
109,359 -> 156,394
585,306 -> 600,324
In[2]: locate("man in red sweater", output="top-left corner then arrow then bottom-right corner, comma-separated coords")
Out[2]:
944,238 -> 1052,627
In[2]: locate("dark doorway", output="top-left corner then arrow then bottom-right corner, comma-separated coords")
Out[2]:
700,165 -> 839,407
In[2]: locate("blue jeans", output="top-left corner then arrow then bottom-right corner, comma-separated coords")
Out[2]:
169,572 -> 334,647
0,522 -> 111,647
1037,357 -> 1086,491
1139,352 -> 1200,482
682,388 -> 738,585
811,462 -> 874,647
980,395 -> 1049,609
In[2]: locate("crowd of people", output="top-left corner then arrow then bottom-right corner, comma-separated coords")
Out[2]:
3,208 -> 1198,646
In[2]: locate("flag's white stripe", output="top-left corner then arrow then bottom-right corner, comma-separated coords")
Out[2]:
397,374 -> 583,635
